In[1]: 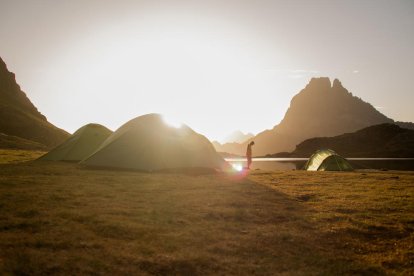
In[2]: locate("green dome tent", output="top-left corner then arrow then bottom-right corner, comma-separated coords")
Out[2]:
38,124 -> 112,161
80,114 -> 229,172
304,149 -> 353,171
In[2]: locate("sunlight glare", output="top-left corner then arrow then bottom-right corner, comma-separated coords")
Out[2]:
163,115 -> 183,128
40,15 -> 285,140
232,163 -> 243,172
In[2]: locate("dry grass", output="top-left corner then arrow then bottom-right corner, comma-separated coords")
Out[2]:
250,170 -> 414,274
0,152 -> 412,275
0,149 -> 46,164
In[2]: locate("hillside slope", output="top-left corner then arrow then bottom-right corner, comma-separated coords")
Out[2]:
0,57 -> 69,149
284,123 -> 414,158
0,133 -> 47,150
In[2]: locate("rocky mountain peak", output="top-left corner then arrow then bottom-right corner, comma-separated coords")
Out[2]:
332,78 -> 343,89
214,77 -> 395,156
305,77 -> 331,93
277,77 -> 393,138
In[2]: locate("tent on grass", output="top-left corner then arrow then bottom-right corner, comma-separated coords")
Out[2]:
38,123 -> 112,161
304,149 -> 353,171
80,113 -> 228,172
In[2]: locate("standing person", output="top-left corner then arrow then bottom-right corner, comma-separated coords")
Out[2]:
246,141 -> 255,169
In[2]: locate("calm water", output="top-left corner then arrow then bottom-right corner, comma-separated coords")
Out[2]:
225,158 -> 414,171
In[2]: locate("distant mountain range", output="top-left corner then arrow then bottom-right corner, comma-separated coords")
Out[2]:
220,130 -> 254,144
270,123 -> 414,158
0,57 -> 69,149
214,77 -> 412,156
1,57 -> 412,157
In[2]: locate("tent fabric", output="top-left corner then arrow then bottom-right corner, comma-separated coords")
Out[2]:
38,124 -> 112,161
304,149 -> 353,171
80,113 -> 228,171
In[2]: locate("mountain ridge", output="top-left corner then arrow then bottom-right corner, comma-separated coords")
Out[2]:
0,57 -> 69,149
221,130 -> 254,144
270,123 -> 414,158
214,77 -> 401,156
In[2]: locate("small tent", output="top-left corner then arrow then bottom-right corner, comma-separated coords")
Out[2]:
38,123 -> 112,161
304,149 -> 353,171
80,114 -> 228,171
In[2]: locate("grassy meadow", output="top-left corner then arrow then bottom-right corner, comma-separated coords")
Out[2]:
0,149 -> 46,164
0,151 -> 413,275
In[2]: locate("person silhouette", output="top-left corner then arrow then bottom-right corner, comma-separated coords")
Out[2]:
246,141 -> 255,169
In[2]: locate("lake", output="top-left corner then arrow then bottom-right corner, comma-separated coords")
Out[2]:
225,158 -> 414,171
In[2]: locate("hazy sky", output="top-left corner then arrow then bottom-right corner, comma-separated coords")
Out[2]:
1,0 -> 413,141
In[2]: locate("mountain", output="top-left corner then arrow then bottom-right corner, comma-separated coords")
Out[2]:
0,57 -> 69,149
221,130 -> 254,144
395,121 -> 414,130
273,123 -> 414,158
212,141 -> 244,158
214,77 -> 395,156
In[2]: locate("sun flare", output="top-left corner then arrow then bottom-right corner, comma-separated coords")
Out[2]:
232,163 -> 243,172
162,115 -> 183,129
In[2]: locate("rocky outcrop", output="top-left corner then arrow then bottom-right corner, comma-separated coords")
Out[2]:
0,57 -> 69,149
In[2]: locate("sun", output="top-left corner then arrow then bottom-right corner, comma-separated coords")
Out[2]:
162,114 -> 183,129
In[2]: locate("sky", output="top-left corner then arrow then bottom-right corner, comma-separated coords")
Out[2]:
0,0 -> 413,142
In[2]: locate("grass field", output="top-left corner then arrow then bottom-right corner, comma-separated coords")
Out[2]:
0,151 -> 413,275
0,149 -> 46,164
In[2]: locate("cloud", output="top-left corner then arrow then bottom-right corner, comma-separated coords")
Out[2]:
353,70 -> 359,74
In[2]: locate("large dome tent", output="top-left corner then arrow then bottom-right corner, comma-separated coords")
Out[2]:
38,124 -> 112,162
304,149 -> 353,171
80,114 -> 228,172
